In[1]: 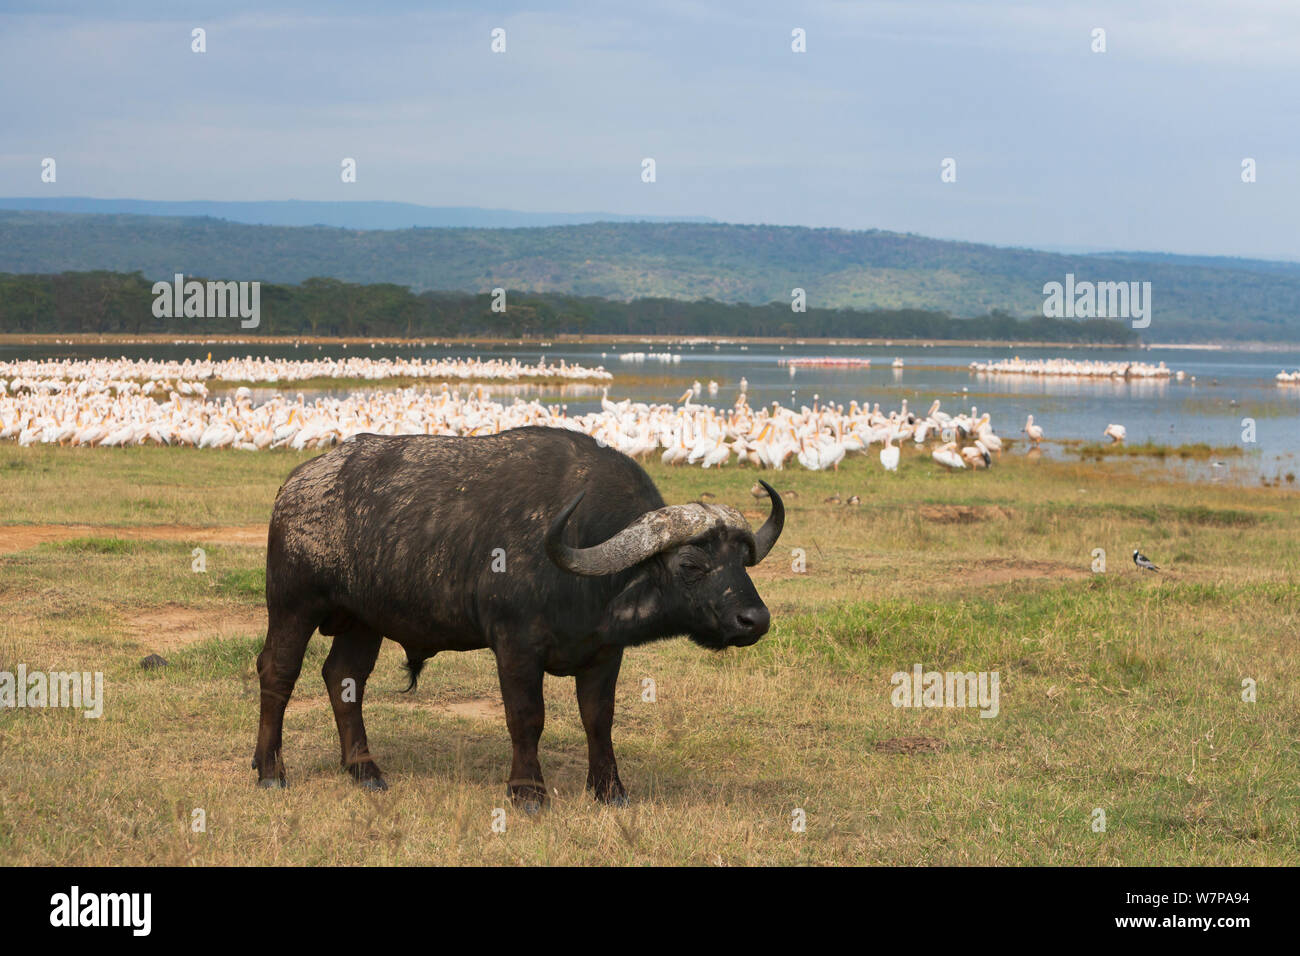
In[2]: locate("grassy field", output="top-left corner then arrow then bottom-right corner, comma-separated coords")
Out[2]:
0,441 -> 1297,865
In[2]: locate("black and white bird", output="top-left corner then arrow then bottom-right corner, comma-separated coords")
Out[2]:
1132,549 -> 1160,572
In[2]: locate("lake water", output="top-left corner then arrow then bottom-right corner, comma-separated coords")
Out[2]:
4,340 -> 1298,483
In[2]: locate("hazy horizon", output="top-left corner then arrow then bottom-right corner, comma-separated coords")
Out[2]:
6,196 -> 1300,267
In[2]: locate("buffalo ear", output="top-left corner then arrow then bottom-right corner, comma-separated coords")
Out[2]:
601,568 -> 664,633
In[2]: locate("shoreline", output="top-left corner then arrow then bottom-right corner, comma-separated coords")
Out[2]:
3,332 -> 1298,351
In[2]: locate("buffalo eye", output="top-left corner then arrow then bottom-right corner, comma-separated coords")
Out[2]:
673,549 -> 709,582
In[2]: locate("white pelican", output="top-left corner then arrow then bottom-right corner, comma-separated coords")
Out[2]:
699,441 -> 731,469
1023,415 -> 1044,445
879,432 -> 899,472
932,441 -> 966,470
975,414 -> 1002,453
961,440 -> 991,469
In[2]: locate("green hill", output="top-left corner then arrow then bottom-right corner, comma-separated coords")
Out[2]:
1,211 -> 1296,341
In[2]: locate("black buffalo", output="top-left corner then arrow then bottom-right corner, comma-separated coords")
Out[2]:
252,426 -> 784,808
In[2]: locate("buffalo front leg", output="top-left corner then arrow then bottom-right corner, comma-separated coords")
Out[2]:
322,627 -> 386,791
252,606 -> 320,788
495,647 -> 547,813
575,646 -> 628,806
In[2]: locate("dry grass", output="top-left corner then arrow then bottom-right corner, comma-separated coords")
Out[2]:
0,441 -> 1297,865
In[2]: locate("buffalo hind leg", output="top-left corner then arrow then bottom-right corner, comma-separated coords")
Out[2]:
576,647 -> 628,806
253,606 -> 321,788
496,647 -> 547,814
322,626 -> 387,790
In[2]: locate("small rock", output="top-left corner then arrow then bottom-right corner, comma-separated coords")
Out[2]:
140,654 -> 169,669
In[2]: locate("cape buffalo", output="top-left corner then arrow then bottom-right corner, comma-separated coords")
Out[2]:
252,426 -> 783,809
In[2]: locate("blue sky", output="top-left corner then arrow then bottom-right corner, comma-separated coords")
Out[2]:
2,0 -> 1297,258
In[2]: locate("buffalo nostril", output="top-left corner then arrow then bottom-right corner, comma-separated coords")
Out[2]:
735,607 -> 770,634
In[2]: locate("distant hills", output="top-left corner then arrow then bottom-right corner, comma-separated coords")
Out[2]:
1089,249 -> 1300,279
1,207 -> 1298,341
0,198 -> 714,230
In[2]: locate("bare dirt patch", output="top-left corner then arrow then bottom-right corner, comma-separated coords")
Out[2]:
957,558 -> 1088,586
128,604 -> 267,652
918,505 -> 1016,523
286,696 -> 327,714
436,698 -> 505,721
0,523 -> 268,554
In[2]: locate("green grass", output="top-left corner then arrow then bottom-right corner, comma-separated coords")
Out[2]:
1073,441 -> 1244,460
0,441 -> 1297,865
216,567 -> 266,600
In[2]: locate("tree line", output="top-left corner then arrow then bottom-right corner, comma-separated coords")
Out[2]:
0,271 -> 1138,342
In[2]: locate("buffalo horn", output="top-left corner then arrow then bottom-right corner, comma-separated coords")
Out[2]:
546,492 -> 760,576
750,480 -> 784,565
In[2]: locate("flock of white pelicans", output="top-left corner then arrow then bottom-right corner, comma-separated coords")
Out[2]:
0,355 -> 612,387
976,356 -> 1300,390
0,357 -> 1044,472
970,357 -> 1187,380
19,347 -> 1298,467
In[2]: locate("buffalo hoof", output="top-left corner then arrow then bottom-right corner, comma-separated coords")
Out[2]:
357,776 -> 388,793
508,783 -> 548,815
590,777 -> 629,807
256,777 -> 287,790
